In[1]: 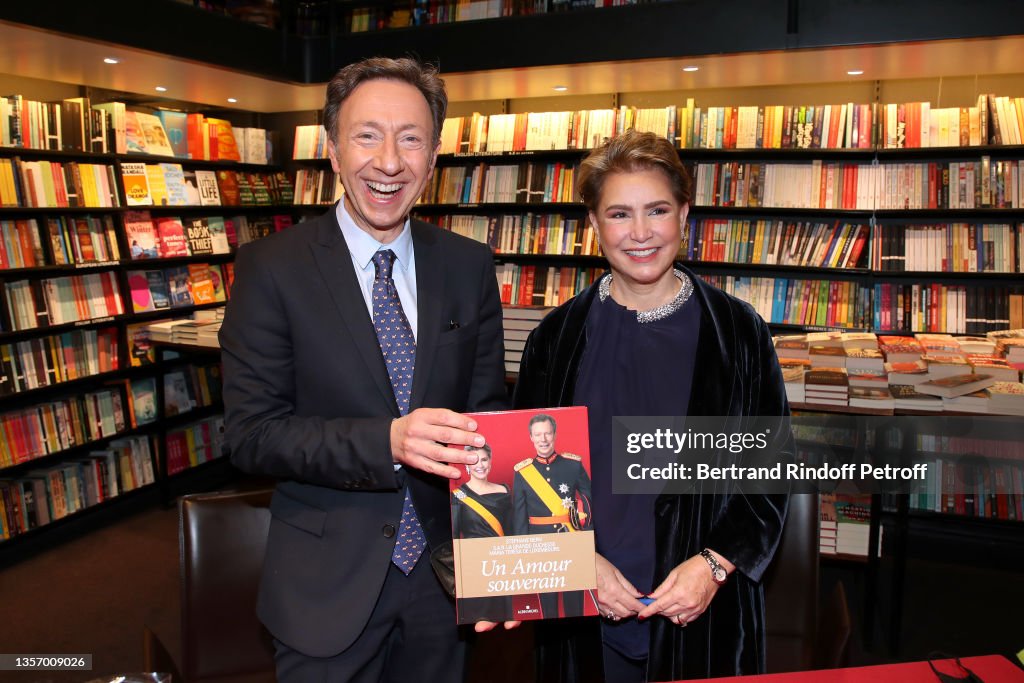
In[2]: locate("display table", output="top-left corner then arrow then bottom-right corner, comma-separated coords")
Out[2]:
680,654 -> 1024,682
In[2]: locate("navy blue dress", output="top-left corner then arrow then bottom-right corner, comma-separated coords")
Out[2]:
573,276 -> 700,661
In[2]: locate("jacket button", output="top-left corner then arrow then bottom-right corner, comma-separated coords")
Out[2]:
383,524 -> 396,538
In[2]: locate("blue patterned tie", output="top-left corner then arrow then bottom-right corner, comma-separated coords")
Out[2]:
372,249 -> 425,574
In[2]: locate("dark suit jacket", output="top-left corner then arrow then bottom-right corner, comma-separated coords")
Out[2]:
219,208 -> 508,658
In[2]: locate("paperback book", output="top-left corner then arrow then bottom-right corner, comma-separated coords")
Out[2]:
449,406 -> 597,624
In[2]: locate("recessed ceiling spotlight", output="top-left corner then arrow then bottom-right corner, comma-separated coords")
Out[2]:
682,66 -> 699,72
552,85 -> 568,92
103,57 -> 120,64
155,86 -> 167,92
847,69 -> 864,76
227,97 -> 238,103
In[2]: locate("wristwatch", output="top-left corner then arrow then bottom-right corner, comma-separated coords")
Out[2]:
700,548 -> 728,585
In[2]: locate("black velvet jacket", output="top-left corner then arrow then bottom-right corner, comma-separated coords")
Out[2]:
512,266 -> 792,683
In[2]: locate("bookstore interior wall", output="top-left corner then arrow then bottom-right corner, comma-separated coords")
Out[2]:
3,26 -> 1024,556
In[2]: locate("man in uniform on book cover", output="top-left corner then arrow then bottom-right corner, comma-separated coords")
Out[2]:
220,57 -> 507,683
512,412 -> 593,618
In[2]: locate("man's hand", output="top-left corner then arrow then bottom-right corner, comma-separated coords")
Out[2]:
473,620 -> 521,633
391,408 -> 485,478
595,553 -> 646,621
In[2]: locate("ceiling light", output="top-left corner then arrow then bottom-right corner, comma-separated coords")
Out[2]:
227,97 -> 238,103
847,69 -> 864,76
103,57 -> 119,64
682,66 -> 699,72
552,85 -> 568,92
155,86 -> 167,92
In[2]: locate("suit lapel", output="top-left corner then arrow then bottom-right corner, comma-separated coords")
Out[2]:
309,210 -> 398,414
409,220 -> 443,410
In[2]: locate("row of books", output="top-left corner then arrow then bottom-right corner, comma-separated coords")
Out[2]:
424,213 -> 596,256
0,327 -> 120,397
164,362 -> 223,418
346,0 -> 554,33
873,283 -> 1023,335
819,493 -> 876,557
0,95 -> 111,154
122,163 -> 293,207
2,270 -> 124,332
127,262 -> 233,314
495,263 -> 603,307
900,457 -> 1024,521
293,168 -> 344,205
0,436 -> 155,541
871,222 -> 1021,274
165,415 -> 225,476
701,274 -> 874,330
0,386 -> 127,467
683,219 -> 869,270
501,305 -> 552,374
44,215 -> 122,266
0,158 -> 121,209
691,159 -> 1024,211
95,102 -> 271,163
421,162 -> 578,205
0,218 -> 46,269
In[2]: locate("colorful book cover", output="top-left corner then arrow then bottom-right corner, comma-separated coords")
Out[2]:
129,376 -> 158,426
134,112 -> 175,157
206,216 -> 230,254
125,322 -> 155,366
166,266 -> 193,308
181,170 -> 203,205
155,110 -> 189,158
123,111 -> 148,154
126,270 -> 155,313
208,264 -> 228,302
120,162 -> 152,206
216,170 -> 241,206
148,269 -> 171,310
205,118 -> 241,161
145,164 -> 170,207
187,262 -> 216,304
155,217 -> 190,257
159,163 -> 189,206
123,210 -> 158,259
450,406 -> 597,624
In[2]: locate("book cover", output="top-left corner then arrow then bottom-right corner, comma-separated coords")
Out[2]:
208,264 -> 228,302
206,216 -> 231,254
155,217 -> 190,257
195,170 -> 222,206
129,376 -> 158,426
187,262 -> 216,304
184,217 -> 214,256
916,373 -> 996,398
215,170 -> 241,206
181,170 -> 203,205
125,322 -> 155,367
155,110 -> 189,158
123,111 -> 148,154
160,163 -> 189,206
123,210 -> 158,259
120,162 -> 152,206
126,270 -> 155,313
134,112 -> 175,157
144,163 -> 169,206
450,406 -> 597,624
166,266 -> 193,307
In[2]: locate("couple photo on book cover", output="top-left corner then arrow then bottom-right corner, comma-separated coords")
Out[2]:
449,406 -> 599,624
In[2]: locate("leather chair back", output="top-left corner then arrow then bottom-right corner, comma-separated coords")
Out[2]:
763,493 -> 819,673
179,488 -> 276,683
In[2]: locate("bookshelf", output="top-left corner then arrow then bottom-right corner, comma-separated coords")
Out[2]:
0,102 -> 295,553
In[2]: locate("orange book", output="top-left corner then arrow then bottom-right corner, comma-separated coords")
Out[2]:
205,118 -> 241,162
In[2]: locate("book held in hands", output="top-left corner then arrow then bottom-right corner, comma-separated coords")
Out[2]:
450,406 -> 597,624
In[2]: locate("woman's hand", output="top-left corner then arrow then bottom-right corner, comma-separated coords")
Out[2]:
474,620 -> 521,633
595,553 -> 646,622
638,554 -> 723,627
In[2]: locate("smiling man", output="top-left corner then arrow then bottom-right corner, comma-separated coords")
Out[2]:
219,57 -> 507,683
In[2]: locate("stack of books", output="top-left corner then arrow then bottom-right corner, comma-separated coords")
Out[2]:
501,306 -> 552,375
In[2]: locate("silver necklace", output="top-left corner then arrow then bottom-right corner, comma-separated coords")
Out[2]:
598,268 -> 694,324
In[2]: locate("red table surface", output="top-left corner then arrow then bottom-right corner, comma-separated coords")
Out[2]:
674,655 -> 1024,682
